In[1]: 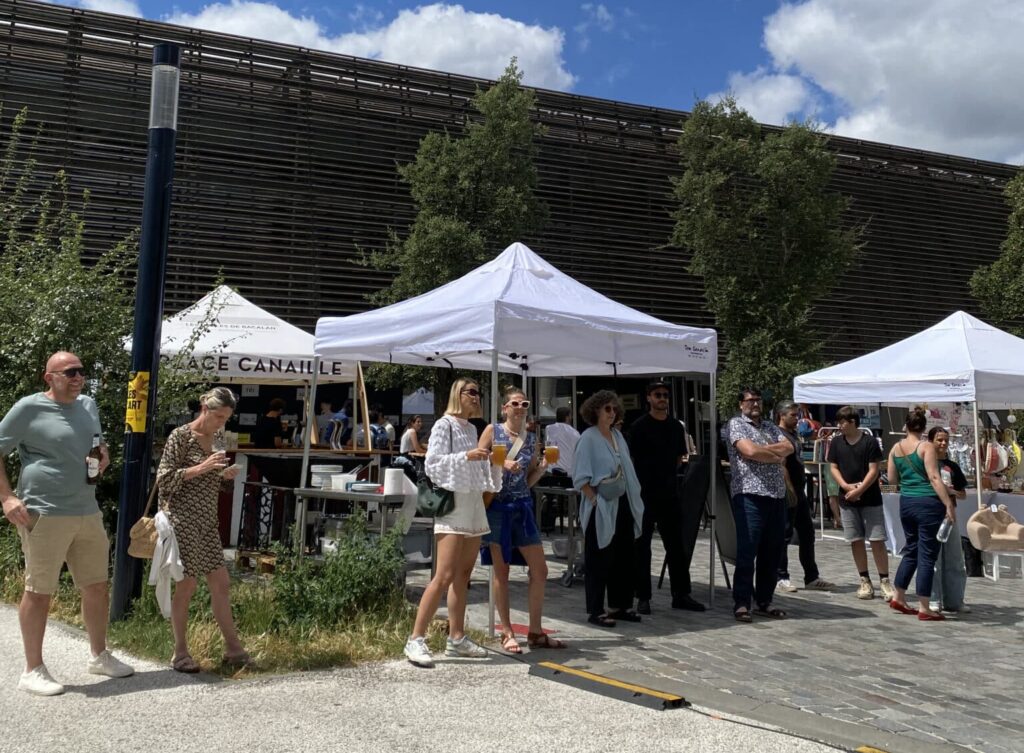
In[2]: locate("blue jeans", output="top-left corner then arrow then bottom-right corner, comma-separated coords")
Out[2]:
730,493 -> 786,611
894,495 -> 946,597
931,533 -> 967,610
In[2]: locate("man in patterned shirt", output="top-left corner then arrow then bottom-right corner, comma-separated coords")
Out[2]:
722,387 -> 793,623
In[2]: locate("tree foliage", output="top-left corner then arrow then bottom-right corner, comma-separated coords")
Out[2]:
363,61 -> 548,402
970,171 -> 1024,335
670,98 -> 862,411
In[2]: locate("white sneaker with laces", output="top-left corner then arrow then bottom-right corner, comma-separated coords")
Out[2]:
777,579 -> 798,593
879,577 -> 895,602
19,664 -> 65,696
856,577 -> 875,600
445,635 -> 487,658
87,650 -> 134,678
404,637 -> 434,667
804,578 -> 835,591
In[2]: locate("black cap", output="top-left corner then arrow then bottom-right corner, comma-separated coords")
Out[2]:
646,380 -> 670,394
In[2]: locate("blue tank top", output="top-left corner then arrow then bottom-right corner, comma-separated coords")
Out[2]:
494,423 -> 535,501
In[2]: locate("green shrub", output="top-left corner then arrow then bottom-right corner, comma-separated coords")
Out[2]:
273,512 -> 405,628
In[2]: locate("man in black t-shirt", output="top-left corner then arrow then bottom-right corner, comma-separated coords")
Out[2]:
628,381 -> 705,614
827,406 -> 892,601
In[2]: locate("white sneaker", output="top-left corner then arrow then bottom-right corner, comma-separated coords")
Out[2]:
856,577 -> 875,600
87,650 -> 134,678
445,635 -> 487,658
404,637 -> 434,668
879,578 -> 895,602
777,579 -> 798,593
19,664 -> 65,696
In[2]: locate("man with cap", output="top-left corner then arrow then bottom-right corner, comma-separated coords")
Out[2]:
627,381 -> 705,613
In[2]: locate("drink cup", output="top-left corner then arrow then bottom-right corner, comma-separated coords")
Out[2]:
491,443 -> 508,466
544,445 -> 560,465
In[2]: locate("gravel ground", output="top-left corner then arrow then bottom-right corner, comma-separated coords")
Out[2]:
0,605 -> 839,753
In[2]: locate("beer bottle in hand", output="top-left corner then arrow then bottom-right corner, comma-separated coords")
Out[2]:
87,434 -> 102,485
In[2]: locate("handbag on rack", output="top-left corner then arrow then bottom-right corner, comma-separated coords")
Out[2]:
416,419 -> 456,517
128,481 -> 160,559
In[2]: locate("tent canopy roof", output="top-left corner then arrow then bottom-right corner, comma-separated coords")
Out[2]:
155,286 -> 355,384
314,242 -> 718,376
793,311 -> 1024,407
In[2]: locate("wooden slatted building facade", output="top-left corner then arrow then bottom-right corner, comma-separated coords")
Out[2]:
0,0 -> 1019,362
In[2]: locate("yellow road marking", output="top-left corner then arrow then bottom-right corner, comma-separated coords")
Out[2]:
536,661 -> 685,703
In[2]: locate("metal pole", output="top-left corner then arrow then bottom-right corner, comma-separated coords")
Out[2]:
111,43 -> 181,621
973,401 -> 984,510
488,348 -> 498,638
708,372 -> 717,607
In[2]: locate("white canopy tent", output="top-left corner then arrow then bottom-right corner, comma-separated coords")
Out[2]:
794,310 -> 1024,507
153,285 -> 356,384
304,242 -> 720,615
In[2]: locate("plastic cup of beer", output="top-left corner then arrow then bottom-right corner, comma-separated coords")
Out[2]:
544,445 -> 559,465
491,443 -> 508,466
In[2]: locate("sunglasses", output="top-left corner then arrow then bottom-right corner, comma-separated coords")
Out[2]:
51,367 -> 87,378
742,398 -> 762,404
651,391 -> 670,399
506,400 -> 530,409
461,388 -> 481,397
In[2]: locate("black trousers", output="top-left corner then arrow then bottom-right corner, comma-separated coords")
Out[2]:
584,495 -> 636,617
634,490 -> 691,600
777,489 -> 820,584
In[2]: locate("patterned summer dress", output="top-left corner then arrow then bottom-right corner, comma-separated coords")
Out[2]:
157,424 -> 230,577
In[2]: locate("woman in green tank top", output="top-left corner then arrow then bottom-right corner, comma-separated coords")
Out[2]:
885,407 -> 955,620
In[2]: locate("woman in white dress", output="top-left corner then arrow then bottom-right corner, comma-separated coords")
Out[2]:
403,378 -> 502,667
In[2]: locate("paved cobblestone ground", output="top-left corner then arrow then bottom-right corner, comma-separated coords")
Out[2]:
411,525 -> 1024,753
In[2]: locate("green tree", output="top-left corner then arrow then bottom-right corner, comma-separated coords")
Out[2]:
670,97 -> 862,411
970,171 -> 1024,335
363,60 -> 548,405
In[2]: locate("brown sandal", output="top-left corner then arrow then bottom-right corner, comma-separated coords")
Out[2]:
171,654 -> 201,673
527,631 -> 566,649
500,633 -> 523,654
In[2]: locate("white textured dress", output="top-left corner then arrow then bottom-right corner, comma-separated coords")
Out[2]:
426,415 -> 502,535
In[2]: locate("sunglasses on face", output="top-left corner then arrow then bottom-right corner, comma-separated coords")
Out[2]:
51,367 -> 87,378
506,400 -> 530,409
742,398 -> 762,405
461,388 -> 481,397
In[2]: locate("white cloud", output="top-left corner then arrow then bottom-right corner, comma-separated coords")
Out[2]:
712,68 -> 814,126
575,3 -> 615,52
726,0 -> 1024,163
165,2 -> 576,91
40,0 -> 142,17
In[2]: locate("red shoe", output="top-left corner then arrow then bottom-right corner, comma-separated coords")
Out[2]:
889,600 -> 917,615
918,610 -> 946,621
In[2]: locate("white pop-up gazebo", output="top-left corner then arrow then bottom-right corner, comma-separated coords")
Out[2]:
157,285 -> 355,384
303,242 -> 720,612
794,310 -> 1024,507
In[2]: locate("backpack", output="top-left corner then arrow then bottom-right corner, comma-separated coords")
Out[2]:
369,423 -> 390,450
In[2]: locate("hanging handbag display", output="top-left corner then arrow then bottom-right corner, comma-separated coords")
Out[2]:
128,481 -> 160,559
416,420 -> 456,517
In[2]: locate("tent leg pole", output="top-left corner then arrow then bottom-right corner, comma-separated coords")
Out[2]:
973,402 -> 984,511
708,373 -> 717,608
488,348 -> 499,638
298,357 -> 321,554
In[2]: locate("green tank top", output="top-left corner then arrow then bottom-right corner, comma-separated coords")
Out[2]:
894,448 -> 935,497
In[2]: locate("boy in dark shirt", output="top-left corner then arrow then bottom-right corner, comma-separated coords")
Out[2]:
827,406 -> 892,601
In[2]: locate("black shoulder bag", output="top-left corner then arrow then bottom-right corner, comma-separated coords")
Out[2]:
416,419 -> 456,517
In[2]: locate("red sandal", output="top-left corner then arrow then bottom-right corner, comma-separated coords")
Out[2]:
527,632 -> 566,649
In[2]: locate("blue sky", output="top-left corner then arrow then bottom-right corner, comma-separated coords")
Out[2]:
65,1 -> 1024,164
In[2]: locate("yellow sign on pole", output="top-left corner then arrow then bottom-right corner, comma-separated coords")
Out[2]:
125,371 -> 150,433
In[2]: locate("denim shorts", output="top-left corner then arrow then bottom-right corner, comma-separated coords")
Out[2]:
841,504 -> 886,543
483,498 -> 543,549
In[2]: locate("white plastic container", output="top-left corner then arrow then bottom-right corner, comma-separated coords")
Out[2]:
331,473 -> 357,492
310,464 -> 346,489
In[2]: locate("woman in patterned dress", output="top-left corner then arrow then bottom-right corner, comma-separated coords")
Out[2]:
157,387 -> 249,673
403,378 -> 502,668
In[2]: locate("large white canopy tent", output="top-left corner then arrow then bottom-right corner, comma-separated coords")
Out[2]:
152,285 -> 356,384
794,310 -> 1024,507
304,242 -> 720,616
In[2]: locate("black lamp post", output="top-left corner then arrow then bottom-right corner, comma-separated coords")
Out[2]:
110,43 -> 181,621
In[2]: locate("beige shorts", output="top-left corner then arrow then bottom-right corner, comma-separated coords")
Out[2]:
433,491 -> 490,537
18,511 -> 109,594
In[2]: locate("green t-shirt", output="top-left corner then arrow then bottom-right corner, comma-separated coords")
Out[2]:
0,392 -> 103,515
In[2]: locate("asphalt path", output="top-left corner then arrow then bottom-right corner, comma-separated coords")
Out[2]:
0,604 -> 839,753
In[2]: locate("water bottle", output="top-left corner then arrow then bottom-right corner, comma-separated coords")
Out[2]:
936,518 -> 953,543
940,467 -> 952,487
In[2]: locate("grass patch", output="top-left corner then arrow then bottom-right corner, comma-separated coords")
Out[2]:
0,514 -> 456,677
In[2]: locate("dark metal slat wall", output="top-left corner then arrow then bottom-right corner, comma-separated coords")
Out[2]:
0,0 -> 1019,362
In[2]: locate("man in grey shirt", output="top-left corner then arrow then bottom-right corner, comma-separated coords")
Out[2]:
0,351 -> 134,695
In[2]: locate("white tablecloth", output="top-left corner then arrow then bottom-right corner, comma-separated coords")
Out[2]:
881,491 -> 1024,554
